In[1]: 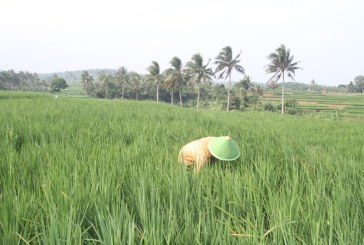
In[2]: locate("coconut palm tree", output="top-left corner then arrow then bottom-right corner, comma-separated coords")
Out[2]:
129,73 -> 145,100
115,66 -> 129,100
81,71 -> 94,95
164,57 -> 184,107
266,44 -> 302,114
146,61 -> 162,102
130,72 -> 145,100
186,53 -> 215,110
214,46 -> 245,111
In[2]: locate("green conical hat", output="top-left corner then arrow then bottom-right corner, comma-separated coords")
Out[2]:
208,136 -> 240,161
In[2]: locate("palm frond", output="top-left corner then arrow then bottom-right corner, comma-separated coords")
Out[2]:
170,57 -> 182,71
265,44 -> 302,83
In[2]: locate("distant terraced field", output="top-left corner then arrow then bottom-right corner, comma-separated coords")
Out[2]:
261,92 -> 364,120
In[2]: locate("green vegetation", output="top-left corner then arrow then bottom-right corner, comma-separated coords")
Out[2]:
265,44 -> 302,114
1,44 -> 363,115
214,46 -> 245,111
1,92 -> 363,244
261,92 -> 364,120
50,78 -> 68,92
0,70 -> 47,91
38,69 -> 118,84
185,53 -> 214,110
345,75 -> 364,93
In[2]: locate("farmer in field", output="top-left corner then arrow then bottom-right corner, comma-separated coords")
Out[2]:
178,136 -> 240,172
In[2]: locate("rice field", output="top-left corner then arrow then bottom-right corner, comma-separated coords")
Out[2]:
261,91 -> 364,120
1,91 -> 364,244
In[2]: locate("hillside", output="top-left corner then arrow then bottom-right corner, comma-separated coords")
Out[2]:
0,92 -> 363,244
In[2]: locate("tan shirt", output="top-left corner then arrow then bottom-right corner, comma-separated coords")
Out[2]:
178,137 -> 214,171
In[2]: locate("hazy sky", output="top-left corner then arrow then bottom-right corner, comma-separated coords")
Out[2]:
1,0 -> 363,85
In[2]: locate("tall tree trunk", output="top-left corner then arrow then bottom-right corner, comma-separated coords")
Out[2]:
156,84 -> 159,102
171,89 -> 173,105
179,88 -> 182,108
281,71 -> 285,114
227,73 -> 231,111
122,83 -> 125,100
197,86 -> 200,110
136,89 -> 138,100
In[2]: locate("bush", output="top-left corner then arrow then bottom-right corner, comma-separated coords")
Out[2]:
285,99 -> 297,109
263,103 -> 276,111
249,103 -> 263,111
230,96 -> 241,110
287,108 -> 303,115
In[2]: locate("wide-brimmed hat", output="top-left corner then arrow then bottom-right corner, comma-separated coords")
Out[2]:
208,136 -> 240,161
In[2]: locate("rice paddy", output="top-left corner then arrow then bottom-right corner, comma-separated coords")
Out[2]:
0,91 -> 363,244
261,91 -> 364,119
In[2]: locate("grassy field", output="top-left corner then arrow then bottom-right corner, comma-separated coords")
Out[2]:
261,91 -> 364,120
59,83 -> 364,120
59,83 -> 87,98
0,91 -> 363,244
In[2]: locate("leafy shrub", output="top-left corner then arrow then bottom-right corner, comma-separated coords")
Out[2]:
263,103 -> 276,111
250,103 -> 263,111
287,108 -> 303,115
229,96 -> 241,110
285,99 -> 297,109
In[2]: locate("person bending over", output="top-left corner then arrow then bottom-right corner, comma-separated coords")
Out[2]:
178,136 -> 240,172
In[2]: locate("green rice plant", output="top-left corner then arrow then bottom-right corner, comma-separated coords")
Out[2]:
0,92 -> 363,244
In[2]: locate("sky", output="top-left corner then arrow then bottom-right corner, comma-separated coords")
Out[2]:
1,0 -> 363,86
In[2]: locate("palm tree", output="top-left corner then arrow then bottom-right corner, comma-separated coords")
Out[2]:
130,73 -> 145,100
114,66 -> 129,100
146,61 -> 162,102
214,46 -> 245,111
186,53 -> 214,110
164,57 -> 184,107
81,71 -> 94,95
266,44 -> 302,114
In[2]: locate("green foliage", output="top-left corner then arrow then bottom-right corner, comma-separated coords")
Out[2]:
266,44 -> 302,114
286,108 -> 301,115
104,80 -> 118,99
214,46 -> 245,111
353,76 -> 364,92
80,71 -> 94,95
38,69 -> 117,84
185,53 -> 214,109
344,76 -> 364,93
229,95 -> 241,110
0,70 -> 46,91
146,61 -> 162,102
239,76 -> 252,91
242,94 -> 259,107
263,103 -> 276,111
50,78 -> 68,92
1,94 -> 363,244
284,99 -> 297,109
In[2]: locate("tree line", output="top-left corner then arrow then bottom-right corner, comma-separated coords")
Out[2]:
0,71 -> 68,92
81,45 -> 301,113
339,76 -> 364,93
2,45 -> 363,113
0,70 -> 46,91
